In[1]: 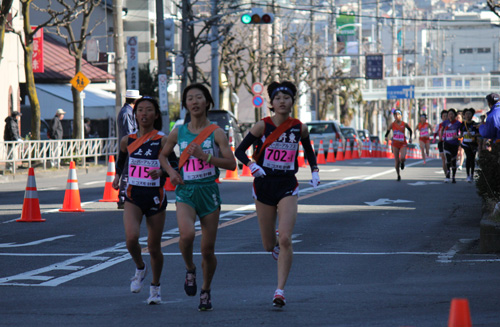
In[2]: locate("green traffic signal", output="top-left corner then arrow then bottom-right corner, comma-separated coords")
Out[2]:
241,13 -> 252,24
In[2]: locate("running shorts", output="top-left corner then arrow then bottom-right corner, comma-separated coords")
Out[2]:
392,140 -> 407,149
175,182 -> 221,218
419,137 -> 430,143
253,176 -> 299,206
126,186 -> 167,217
438,141 -> 444,153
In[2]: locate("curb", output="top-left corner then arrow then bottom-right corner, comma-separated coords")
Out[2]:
480,212 -> 500,253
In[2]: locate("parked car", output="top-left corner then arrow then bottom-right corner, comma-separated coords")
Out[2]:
306,120 -> 344,155
340,127 -> 362,157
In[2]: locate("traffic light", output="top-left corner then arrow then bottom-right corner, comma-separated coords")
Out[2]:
164,18 -> 175,51
241,9 -> 274,24
166,58 -> 173,77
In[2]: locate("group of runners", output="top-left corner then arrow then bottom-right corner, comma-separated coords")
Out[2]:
384,105 -> 482,182
111,81 -> 319,310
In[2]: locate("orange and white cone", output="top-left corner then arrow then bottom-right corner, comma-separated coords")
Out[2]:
224,146 -> 240,180
17,168 -> 45,222
336,139 -> 344,161
297,142 -> 307,167
317,140 -> 326,164
344,139 -> 352,160
326,139 -> 336,163
100,156 -> 119,202
352,141 -> 360,159
448,298 -> 472,327
60,161 -> 85,212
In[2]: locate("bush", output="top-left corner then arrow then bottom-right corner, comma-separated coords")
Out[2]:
476,143 -> 500,214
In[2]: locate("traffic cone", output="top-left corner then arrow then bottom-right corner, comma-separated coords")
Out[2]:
164,177 -> 176,191
326,139 -> 336,163
336,139 -> 344,161
59,161 -> 85,212
241,150 -> 253,177
99,156 -> 119,202
223,146 -> 240,180
361,141 -> 370,158
317,140 -> 326,164
17,168 -> 45,222
297,142 -> 307,168
448,298 -> 472,327
352,141 -> 360,159
345,139 -> 352,160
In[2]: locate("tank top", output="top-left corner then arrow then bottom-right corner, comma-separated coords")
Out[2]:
443,120 -> 461,145
418,122 -> 430,139
460,121 -> 479,146
391,121 -> 407,143
178,124 -> 220,184
127,131 -> 165,188
255,117 -> 302,177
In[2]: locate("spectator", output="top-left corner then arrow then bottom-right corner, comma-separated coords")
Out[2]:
84,118 -> 91,138
49,108 -> 66,168
3,111 -> 23,171
117,89 -> 141,209
480,93 -> 500,145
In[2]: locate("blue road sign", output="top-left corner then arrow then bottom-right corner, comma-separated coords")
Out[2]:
386,85 -> 415,99
253,95 -> 264,107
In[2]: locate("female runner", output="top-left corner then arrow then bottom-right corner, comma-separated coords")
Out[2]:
440,108 -> 462,183
234,81 -> 320,308
384,109 -> 413,181
434,110 -> 448,177
159,83 -> 236,311
460,108 -> 479,182
417,114 -> 432,164
112,96 -> 170,305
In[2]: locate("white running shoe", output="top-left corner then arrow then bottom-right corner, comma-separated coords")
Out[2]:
444,178 -> 450,183
273,289 -> 286,307
147,285 -> 161,305
130,265 -> 147,293
467,176 -> 472,183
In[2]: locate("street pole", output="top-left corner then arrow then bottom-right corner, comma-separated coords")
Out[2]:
211,0 -> 220,109
180,0 -> 189,109
331,1 -> 340,122
112,0 -> 126,118
155,0 -> 170,131
310,0 -> 317,120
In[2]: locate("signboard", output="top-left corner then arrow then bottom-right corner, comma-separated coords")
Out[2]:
32,27 -> 44,73
86,38 -> 99,62
365,54 -> 384,80
251,82 -> 263,95
337,14 -> 356,35
126,36 -> 139,90
70,71 -> 90,92
252,95 -> 264,108
387,85 -> 415,99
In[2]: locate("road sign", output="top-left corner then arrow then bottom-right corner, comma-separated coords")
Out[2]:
365,54 -> 384,80
252,95 -> 264,107
70,72 -> 90,92
252,82 -> 264,95
386,85 -> 415,99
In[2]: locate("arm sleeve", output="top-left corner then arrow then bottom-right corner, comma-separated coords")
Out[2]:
235,132 -> 258,166
406,125 -> 413,139
384,129 -> 391,138
301,136 -> 318,171
115,151 -> 128,176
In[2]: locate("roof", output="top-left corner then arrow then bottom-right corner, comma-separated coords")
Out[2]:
34,34 -> 114,83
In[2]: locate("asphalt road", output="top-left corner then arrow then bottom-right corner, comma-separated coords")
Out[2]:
0,157 -> 499,326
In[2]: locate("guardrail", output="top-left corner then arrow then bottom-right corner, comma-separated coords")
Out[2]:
0,138 -> 118,175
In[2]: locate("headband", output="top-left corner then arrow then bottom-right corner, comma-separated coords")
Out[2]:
270,86 -> 294,100
394,110 -> 402,115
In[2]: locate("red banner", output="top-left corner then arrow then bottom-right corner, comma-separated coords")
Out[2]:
32,27 -> 44,73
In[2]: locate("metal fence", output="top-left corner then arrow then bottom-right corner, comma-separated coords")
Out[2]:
0,138 -> 118,174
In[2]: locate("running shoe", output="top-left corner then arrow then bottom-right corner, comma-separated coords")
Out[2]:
147,285 -> 161,305
273,289 -> 286,308
400,161 -> 405,170
458,165 -> 463,171
444,178 -> 451,183
452,178 -> 456,184
130,265 -> 147,293
198,290 -> 213,311
184,269 -> 197,296
467,176 -> 473,183
272,229 -> 280,261
397,175 -> 401,181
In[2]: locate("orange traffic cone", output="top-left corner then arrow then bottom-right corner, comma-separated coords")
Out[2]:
352,141 -> 360,159
17,168 -> 45,222
297,142 -> 306,167
100,156 -> 119,202
164,177 -> 176,191
224,147 -> 240,180
361,141 -> 369,158
448,298 -> 472,327
344,139 -> 352,160
241,150 -> 253,177
336,139 -> 344,161
317,140 -> 326,164
59,161 -> 85,212
326,139 -> 336,163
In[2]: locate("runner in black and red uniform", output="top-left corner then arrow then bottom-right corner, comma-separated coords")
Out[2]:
235,81 -> 319,308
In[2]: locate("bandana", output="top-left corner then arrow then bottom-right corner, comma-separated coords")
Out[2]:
270,86 -> 294,101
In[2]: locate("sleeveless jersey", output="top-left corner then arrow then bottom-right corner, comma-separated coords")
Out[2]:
418,122 -> 430,140
391,121 -> 407,143
443,120 -> 461,145
255,117 -> 302,177
460,121 -> 479,147
127,131 -> 165,188
178,124 -> 220,184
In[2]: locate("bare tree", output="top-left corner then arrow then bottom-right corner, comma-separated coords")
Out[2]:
487,0 -> 500,17
0,0 -> 14,62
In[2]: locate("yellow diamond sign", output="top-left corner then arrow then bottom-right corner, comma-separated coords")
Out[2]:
70,71 -> 90,92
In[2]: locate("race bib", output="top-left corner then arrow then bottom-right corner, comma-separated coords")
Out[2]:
445,130 -> 457,141
262,142 -> 298,170
182,152 -> 216,181
420,128 -> 429,137
128,157 -> 160,187
393,131 -> 405,142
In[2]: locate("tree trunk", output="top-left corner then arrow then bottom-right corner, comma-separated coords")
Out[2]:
72,57 -> 83,139
0,0 -> 14,62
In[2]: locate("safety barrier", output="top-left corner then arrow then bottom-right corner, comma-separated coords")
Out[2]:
0,138 -> 118,175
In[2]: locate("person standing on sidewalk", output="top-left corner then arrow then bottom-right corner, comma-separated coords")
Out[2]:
234,81 -> 320,308
480,93 -> 500,145
159,83 -> 236,311
384,109 -> 413,181
49,108 -> 65,168
3,111 -> 23,171
117,90 -> 141,209
112,96 -> 168,305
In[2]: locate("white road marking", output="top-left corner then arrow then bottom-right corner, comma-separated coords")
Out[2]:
83,181 -> 104,186
0,235 -> 73,248
365,198 -> 414,206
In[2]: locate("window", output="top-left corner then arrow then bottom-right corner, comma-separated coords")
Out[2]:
459,48 -> 473,54
478,48 -> 491,53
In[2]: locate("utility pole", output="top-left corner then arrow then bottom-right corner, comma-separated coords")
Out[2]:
156,0 -> 170,131
331,0 -> 340,121
211,0 -> 220,109
310,0 -> 317,119
357,0 -> 363,130
113,0 -> 126,117
392,0 -> 397,78
180,0 -> 189,105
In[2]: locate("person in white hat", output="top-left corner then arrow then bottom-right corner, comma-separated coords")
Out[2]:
117,90 -> 141,208
48,108 -> 66,168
